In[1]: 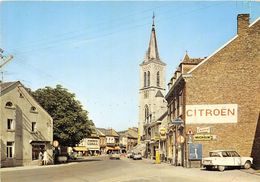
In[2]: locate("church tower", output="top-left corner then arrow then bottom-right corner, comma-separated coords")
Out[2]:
138,15 -> 167,142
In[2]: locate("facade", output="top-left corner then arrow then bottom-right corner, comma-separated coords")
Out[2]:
138,16 -> 167,157
118,127 -> 138,152
79,127 -> 100,156
166,14 -> 260,167
97,128 -> 120,153
97,129 -> 106,154
166,53 -> 204,165
0,81 -> 53,167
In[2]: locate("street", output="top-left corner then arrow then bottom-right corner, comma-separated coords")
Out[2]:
1,156 -> 260,182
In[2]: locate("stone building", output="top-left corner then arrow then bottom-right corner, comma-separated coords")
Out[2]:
118,127 -> 138,153
166,14 -> 260,167
0,81 -> 53,167
138,16 -> 167,157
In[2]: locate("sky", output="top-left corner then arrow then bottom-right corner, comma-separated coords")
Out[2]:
0,1 -> 260,131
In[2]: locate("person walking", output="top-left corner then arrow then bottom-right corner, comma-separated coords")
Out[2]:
38,151 -> 43,165
43,150 -> 48,165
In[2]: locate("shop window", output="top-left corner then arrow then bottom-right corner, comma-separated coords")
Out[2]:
7,119 -> 14,130
6,142 -> 14,158
32,144 -> 45,160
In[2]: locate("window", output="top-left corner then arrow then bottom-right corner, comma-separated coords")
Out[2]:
144,72 -> 147,87
32,122 -> 36,132
7,119 -> 14,130
6,142 -> 14,158
157,71 -> 160,87
147,71 -> 150,86
5,101 -> 13,108
30,106 -> 37,113
145,105 -> 149,123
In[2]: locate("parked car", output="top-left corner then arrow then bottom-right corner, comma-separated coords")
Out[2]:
109,152 -> 120,160
127,152 -> 134,158
202,150 -> 253,171
133,153 -> 142,160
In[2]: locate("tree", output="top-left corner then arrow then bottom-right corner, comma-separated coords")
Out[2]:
32,85 -> 94,146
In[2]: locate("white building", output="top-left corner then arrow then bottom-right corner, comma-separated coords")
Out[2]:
0,81 -> 53,167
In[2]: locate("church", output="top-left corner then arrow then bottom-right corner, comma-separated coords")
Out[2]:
138,15 -> 168,159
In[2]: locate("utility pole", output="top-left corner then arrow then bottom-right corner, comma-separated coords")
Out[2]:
0,49 -> 13,168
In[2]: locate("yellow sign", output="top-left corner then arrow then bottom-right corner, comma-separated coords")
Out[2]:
159,128 -> 166,135
194,134 -> 213,141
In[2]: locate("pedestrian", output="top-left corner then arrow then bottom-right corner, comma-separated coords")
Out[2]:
38,151 -> 43,165
43,150 -> 48,165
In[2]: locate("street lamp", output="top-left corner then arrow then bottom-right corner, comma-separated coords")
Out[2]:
171,118 -> 184,166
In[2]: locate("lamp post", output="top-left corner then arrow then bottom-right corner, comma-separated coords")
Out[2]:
171,118 -> 184,166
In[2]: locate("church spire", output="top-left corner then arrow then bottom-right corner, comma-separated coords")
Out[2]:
147,13 -> 159,60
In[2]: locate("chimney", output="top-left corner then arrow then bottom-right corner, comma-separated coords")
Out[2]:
237,14 -> 250,35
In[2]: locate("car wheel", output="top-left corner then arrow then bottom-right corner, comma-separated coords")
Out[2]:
218,165 -> 225,172
244,161 -> 251,169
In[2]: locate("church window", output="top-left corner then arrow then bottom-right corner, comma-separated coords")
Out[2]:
144,72 -> 147,87
147,71 -> 150,86
157,71 -> 160,87
145,105 -> 149,123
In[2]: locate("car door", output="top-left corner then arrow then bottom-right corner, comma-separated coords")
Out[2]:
222,151 -> 234,166
230,151 -> 242,166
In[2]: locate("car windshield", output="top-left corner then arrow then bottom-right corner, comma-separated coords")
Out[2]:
209,152 -> 221,157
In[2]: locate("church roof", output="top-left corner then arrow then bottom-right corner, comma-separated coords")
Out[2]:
142,15 -> 166,65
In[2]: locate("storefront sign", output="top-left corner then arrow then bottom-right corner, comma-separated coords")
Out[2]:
186,104 -> 238,124
197,127 -> 211,134
193,134 -> 216,141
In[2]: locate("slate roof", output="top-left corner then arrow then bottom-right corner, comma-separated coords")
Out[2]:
0,81 -> 17,92
96,128 -> 119,137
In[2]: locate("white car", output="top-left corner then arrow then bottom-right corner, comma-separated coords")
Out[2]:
109,153 -> 120,160
133,153 -> 142,160
202,150 -> 253,171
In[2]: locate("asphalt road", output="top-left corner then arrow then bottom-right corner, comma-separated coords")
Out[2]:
1,156 -> 260,182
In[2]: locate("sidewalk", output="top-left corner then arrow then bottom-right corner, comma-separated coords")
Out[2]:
0,156 -> 101,172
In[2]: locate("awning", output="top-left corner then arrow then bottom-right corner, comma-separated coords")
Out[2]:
73,146 -> 88,151
30,140 -> 50,145
106,146 -> 120,150
88,148 -> 100,151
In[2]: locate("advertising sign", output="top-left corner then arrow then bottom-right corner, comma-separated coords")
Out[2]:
193,134 -> 217,141
186,104 -> 238,124
189,143 -> 202,160
197,127 -> 211,134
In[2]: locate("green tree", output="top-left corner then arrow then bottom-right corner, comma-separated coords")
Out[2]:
32,85 -> 94,146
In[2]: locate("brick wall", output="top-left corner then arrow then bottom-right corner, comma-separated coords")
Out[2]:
184,15 -> 260,166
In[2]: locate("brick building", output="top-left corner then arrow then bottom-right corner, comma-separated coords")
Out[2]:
166,14 -> 260,167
